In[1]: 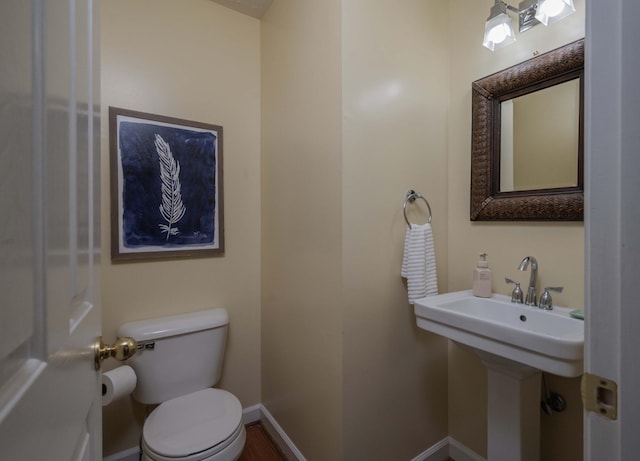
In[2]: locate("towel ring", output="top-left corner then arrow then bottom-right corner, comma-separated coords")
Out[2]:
403,190 -> 432,229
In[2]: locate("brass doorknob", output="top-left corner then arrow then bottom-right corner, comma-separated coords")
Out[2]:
93,336 -> 137,370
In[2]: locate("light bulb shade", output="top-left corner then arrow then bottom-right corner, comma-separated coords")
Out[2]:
535,0 -> 575,26
483,12 -> 517,51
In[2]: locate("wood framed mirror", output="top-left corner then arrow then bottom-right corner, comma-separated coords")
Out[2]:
470,39 -> 584,221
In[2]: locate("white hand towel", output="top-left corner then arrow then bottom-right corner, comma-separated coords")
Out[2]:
401,223 -> 438,303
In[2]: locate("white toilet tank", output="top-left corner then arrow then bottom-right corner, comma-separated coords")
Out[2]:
118,308 -> 229,405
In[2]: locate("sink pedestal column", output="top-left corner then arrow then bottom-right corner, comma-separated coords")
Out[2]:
483,358 -> 541,461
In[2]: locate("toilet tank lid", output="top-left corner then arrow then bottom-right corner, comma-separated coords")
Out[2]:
118,308 -> 229,341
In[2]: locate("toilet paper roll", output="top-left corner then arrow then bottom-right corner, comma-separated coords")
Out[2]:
102,365 -> 137,406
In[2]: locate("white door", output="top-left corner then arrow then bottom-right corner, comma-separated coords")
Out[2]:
0,0 -> 102,460
585,0 -> 640,459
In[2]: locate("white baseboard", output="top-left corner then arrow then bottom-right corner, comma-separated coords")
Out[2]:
258,404 -> 306,461
103,446 -> 139,461
410,437 -> 450,461
408,436 -> 486,461
242,403 -> 262,425
103,406 -> 485,461
448,437 -> 487,461
255,408 -> 487,461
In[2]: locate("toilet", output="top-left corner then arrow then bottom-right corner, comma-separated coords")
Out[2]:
118,308 -> 246,461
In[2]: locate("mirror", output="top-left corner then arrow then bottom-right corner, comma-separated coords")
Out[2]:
500,79 -> 580,192
470,39 -> 584,221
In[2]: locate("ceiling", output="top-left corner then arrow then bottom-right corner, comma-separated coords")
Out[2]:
211,0 -> 273,19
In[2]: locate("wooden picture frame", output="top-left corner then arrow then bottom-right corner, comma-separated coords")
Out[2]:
109,107 -> 224,260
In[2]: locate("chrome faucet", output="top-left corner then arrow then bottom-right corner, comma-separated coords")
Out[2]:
518,256 -> 538,306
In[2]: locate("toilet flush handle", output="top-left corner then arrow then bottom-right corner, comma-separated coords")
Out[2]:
92,336 -> 138,371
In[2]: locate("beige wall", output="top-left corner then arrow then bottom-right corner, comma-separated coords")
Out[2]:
261,0 -> 450,459
341,0 -> 449,459
447,0 -> 585,459
100,0 -> 262,456
260,1 -> 344,459
99,0 -> 587,459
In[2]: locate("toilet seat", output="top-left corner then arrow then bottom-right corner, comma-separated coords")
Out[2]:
142,388 -> 244,461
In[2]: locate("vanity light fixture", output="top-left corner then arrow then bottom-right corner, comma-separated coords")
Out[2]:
535,0 -> 576,25
482,0 -> 576,51
483,0 -> 517,51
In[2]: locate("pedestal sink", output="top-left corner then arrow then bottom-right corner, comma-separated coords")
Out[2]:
413,290 -> 584,461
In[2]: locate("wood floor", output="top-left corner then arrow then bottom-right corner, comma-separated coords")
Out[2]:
239,423 -> 287,461
238,425 -> 455,461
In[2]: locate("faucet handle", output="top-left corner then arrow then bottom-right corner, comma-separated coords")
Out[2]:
505,278 -> 524,304
539,286 -> 563,310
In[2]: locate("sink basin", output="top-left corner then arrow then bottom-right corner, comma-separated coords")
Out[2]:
414,290 -> 584,377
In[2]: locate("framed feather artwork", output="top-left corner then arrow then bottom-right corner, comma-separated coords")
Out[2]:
109,107 -> 224,260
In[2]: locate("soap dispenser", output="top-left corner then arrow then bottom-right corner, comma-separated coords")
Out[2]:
473,253 -> 492,298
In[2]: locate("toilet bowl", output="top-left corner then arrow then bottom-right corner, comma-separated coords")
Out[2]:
141,389 -> 246,461
119,309 -> 246,461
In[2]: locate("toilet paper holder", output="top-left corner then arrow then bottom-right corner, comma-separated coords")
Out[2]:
93,336 -> 138,370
